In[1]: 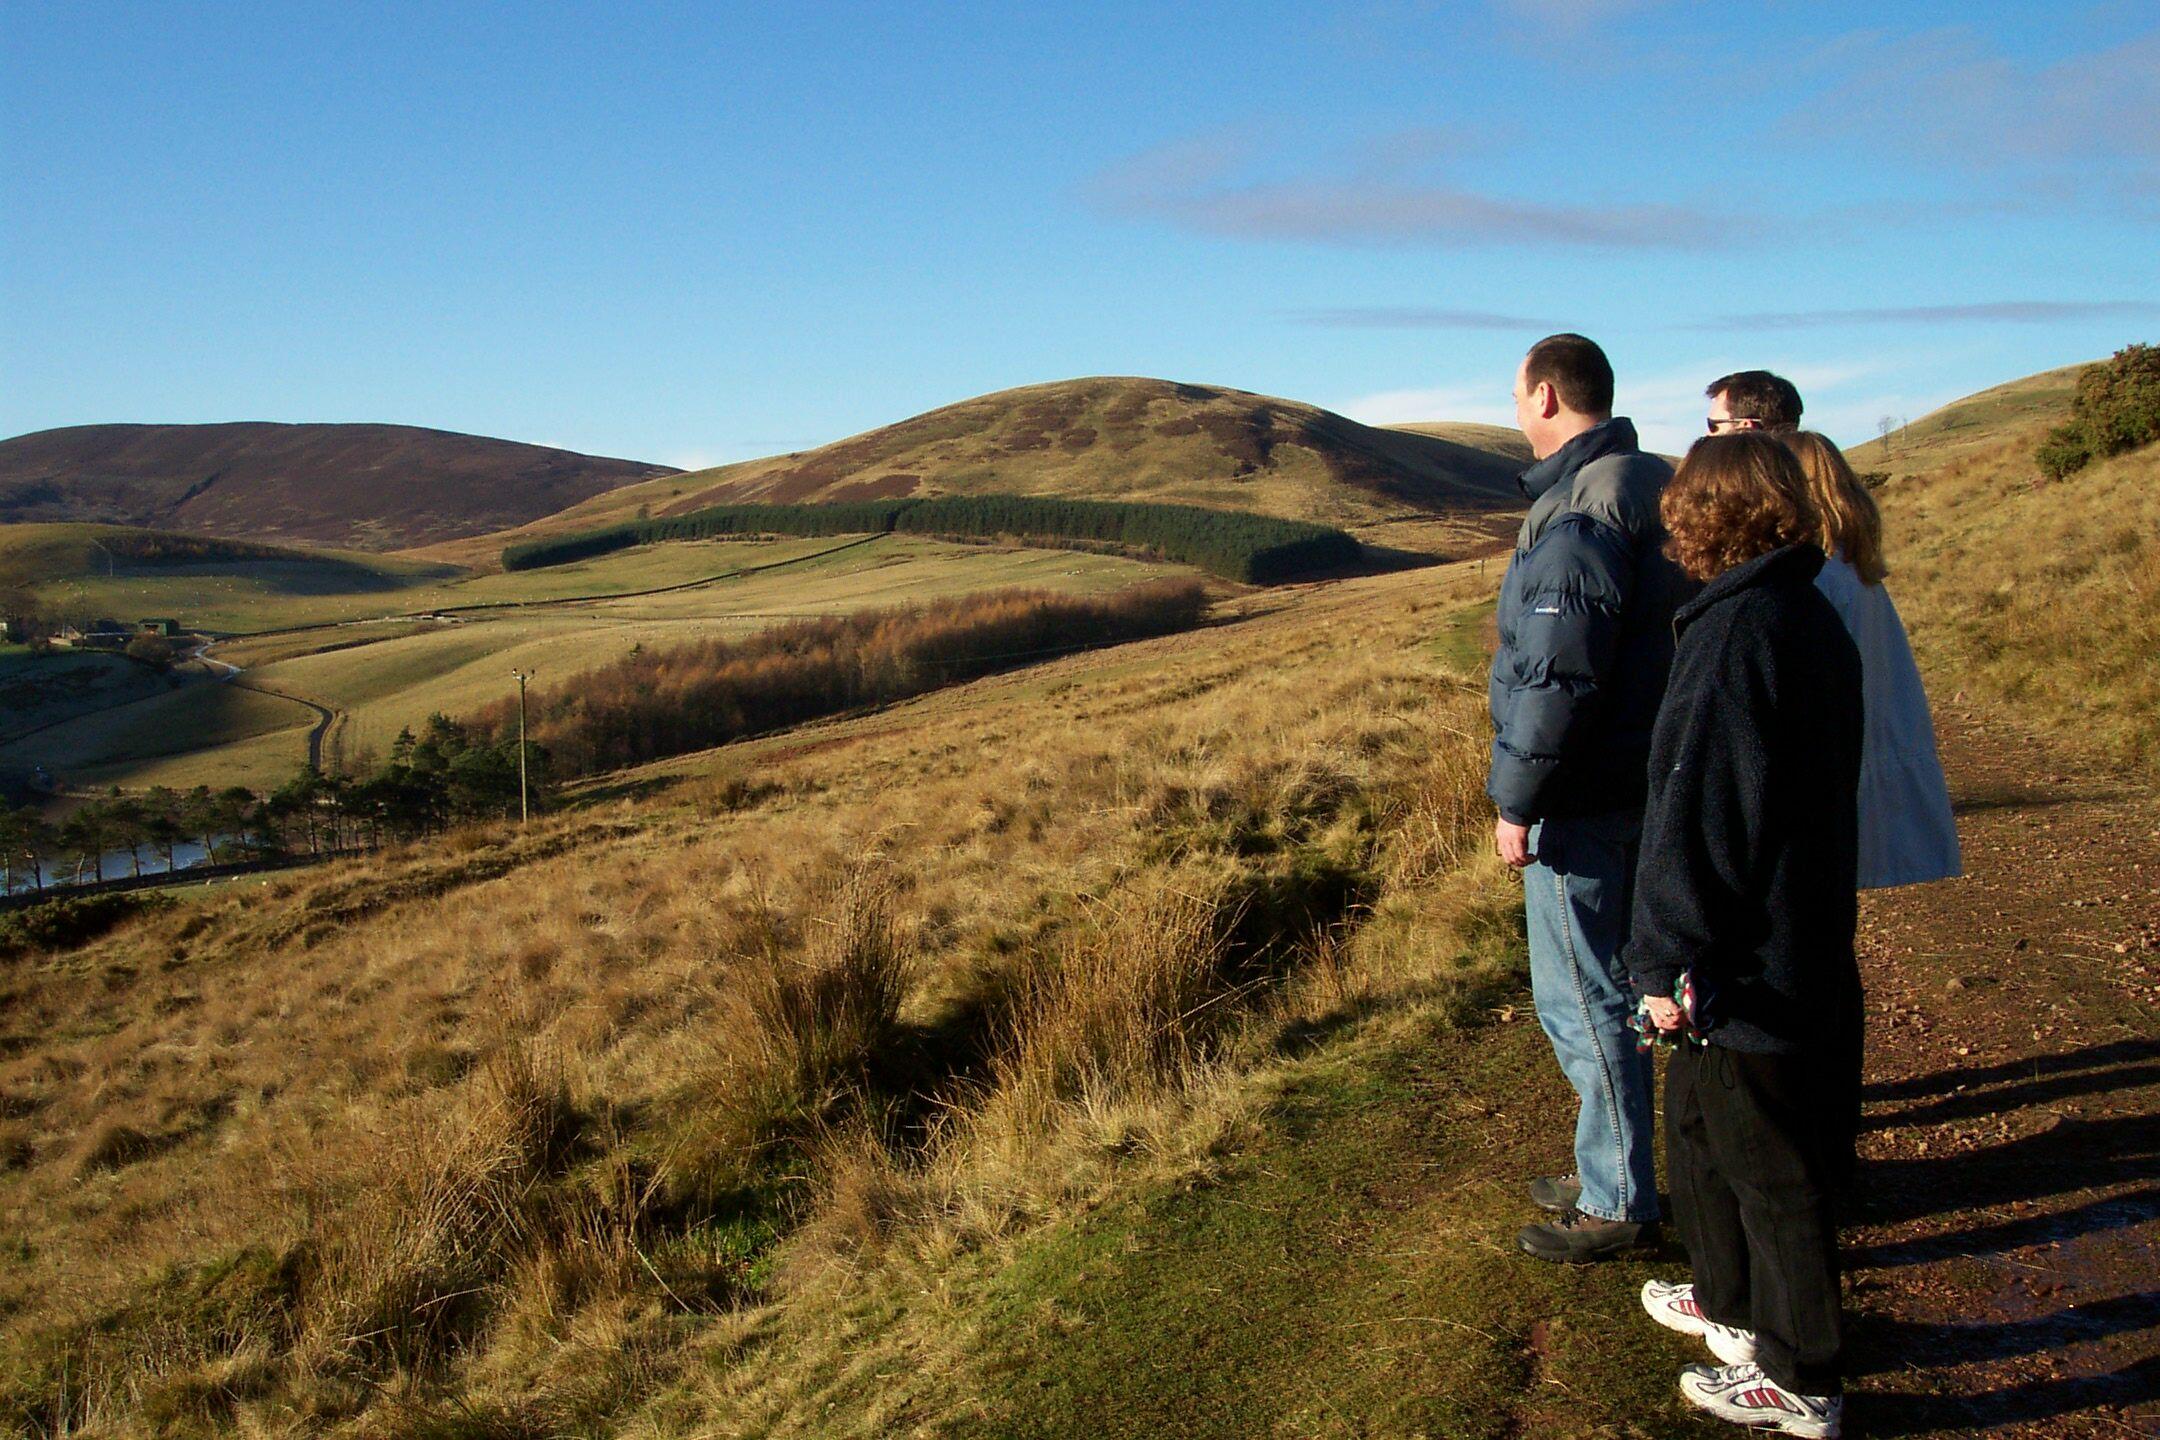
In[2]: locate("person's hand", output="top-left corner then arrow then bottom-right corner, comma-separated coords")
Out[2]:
1495,817 -> 1534,869
1644,995 -> 1685,1033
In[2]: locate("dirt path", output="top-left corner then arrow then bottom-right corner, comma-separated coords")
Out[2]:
1841,708 -> 2159,1437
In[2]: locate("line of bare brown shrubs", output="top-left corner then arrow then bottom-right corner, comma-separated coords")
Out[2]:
469,579 -> 1208,778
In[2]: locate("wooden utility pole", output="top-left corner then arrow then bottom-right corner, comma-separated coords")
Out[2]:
511,669 -> 532,824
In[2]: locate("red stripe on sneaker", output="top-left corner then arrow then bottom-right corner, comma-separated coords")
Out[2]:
1741,1388 -> 1801,1414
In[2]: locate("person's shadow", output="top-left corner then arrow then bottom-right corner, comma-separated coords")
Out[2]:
1841,1038 -> 2160,1435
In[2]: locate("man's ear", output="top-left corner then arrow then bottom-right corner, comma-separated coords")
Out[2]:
1535,380 -> 1561,419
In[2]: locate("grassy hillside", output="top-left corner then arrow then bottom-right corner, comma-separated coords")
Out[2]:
1849,364 -> 2086,481
1386,420 -> 1535,464
0,422 -> 674,551
2,360 -> 2148,1439
0,648 -> 177,745
1,522 -> 304,578
1,521 -> 462,632
418,378 -> 1527,569
0,545 -> 1743,1437
1857,360 -> 2159,772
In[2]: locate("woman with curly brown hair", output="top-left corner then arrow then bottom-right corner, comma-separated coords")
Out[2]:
1622,432 -> 1863,1437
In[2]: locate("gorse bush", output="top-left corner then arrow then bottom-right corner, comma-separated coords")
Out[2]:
499,494 -> 1362,582
2036,343 -> 2160,480
467,580 -> 1210,777
0,892 -> 167,958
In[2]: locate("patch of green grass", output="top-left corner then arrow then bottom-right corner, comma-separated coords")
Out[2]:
0,648 -> 173,741
1428,598 -> 1497,679
0,674 -> 311,791
944,1014 -> 1713,1440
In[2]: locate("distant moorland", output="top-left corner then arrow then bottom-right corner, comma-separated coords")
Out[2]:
0,422 -> 676,550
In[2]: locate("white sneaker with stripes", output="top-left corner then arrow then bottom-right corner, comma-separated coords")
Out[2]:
1679,1362 -> 1844,1438
1640,1278 -> 1759,1365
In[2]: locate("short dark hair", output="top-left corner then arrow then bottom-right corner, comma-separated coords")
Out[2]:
1706,370 -> 1803,428
1523,333 -> 1614,417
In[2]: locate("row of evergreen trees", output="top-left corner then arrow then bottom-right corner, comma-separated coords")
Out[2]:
1,716 -> 544,897
500,494 -> 1362,582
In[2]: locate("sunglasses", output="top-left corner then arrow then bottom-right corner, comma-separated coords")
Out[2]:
1705,417 -> 1765,434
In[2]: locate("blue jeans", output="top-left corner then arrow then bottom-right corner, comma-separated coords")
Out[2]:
1525,810 -> 1659,1223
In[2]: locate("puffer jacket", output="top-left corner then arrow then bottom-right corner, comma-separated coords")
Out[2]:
1487,417 -> 1695,824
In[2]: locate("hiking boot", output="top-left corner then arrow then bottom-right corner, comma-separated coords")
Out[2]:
1678,1362 -> 1843,1438
1528,1173 -> 1582,1214
1516,1207 -> 1657,1263
1641,1279 -> 1759,1364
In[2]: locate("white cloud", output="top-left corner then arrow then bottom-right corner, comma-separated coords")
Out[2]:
1689,300 -> 2160,331
1086,130 -> 1767,251
1286,306 -> 1559,331
1782,25 -> 2160,214
1340,382 -> 1517,429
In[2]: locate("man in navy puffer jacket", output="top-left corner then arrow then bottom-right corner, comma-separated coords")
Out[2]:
1487,334 -> 1696,1262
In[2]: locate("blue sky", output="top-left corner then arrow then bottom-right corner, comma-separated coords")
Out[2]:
5,1 -> 2156,463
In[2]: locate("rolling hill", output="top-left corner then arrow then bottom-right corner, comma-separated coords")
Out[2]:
1384,420 -> 1535,463
0,422 -> 676,551
1854,355 -> 2158,772
0,522 -> 461,633
1848,362 -> 2086,480
418,378 -> 1528,567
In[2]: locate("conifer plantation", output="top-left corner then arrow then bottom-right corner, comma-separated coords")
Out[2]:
500,497 -> 1362,583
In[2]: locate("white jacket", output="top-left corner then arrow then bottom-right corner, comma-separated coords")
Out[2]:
1815,554 -> 1963,888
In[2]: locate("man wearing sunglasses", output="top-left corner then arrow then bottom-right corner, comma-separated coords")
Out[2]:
1706,371 -> 1804,435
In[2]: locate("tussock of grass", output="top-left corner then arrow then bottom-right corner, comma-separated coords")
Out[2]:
300,1038 -> 587,1377
665,865 -> 910,1215
974,880 -> 1231,1162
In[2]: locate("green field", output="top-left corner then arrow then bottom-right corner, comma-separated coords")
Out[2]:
3,523 -> 910,634
0,648 -> 178,744
2,532 -> 1189,790
1,522 -> 460,630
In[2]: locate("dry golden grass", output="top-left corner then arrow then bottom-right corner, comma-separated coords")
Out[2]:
1867,379 -> 2160,771
0,549 -> 1511,1435
11,362 -> 2138,1433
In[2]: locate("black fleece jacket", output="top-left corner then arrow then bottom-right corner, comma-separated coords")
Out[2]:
1623,544 -> 1865,1055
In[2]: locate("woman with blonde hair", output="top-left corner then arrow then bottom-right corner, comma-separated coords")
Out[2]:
1783,431 -> 1960,889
